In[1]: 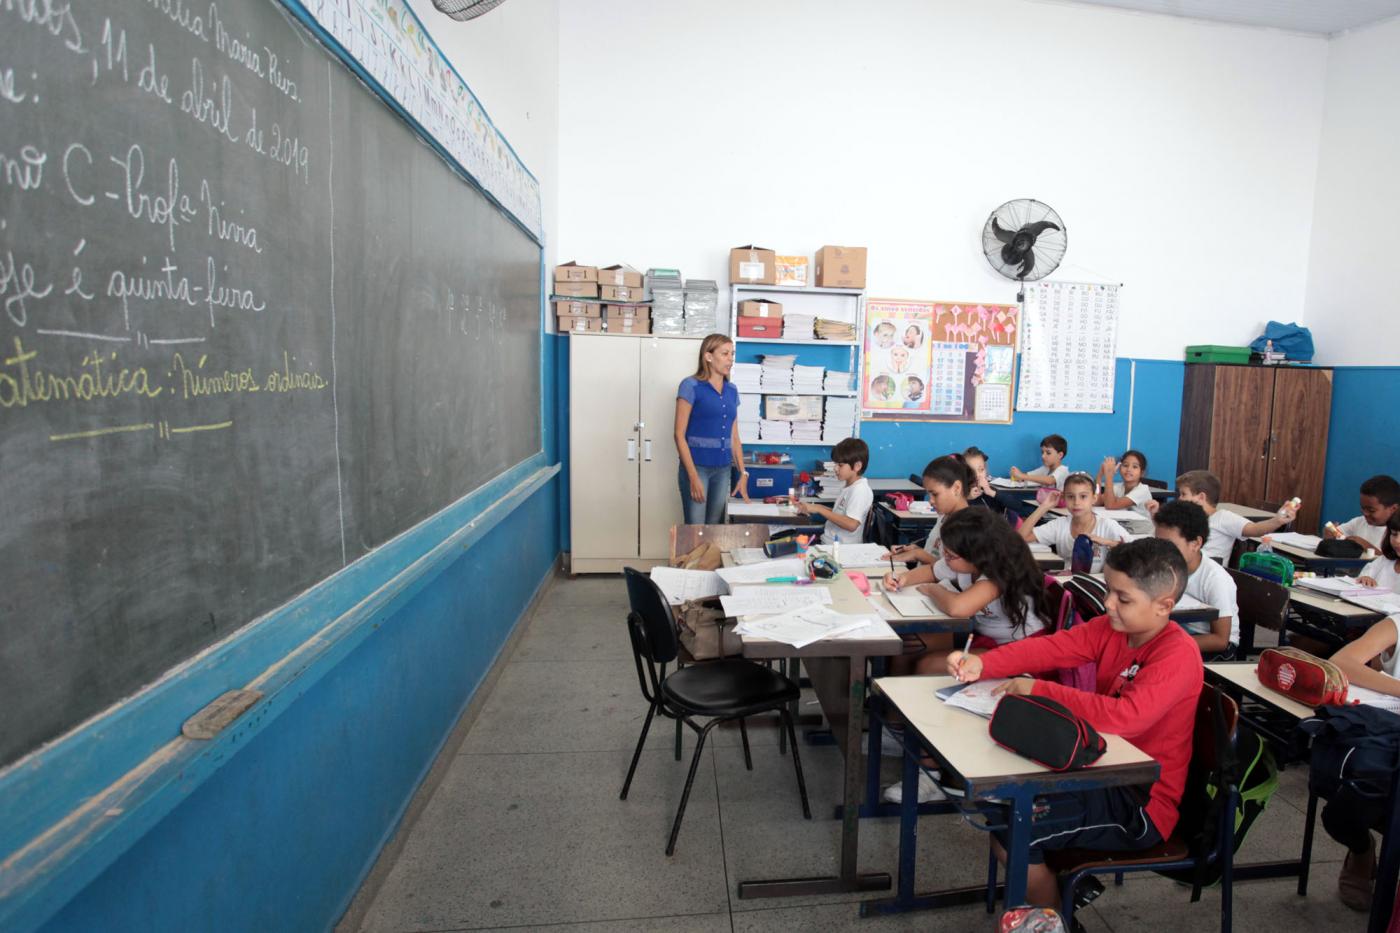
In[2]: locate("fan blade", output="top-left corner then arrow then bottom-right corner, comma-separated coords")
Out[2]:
1018,250 -> 1036,279
1021,220 -> 1061,239
991,217 -> 1016,245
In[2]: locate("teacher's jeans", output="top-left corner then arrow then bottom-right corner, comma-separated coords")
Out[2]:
680,463 -> 731,525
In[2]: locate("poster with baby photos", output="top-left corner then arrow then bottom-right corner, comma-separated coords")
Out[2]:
862,299 -> 1019,423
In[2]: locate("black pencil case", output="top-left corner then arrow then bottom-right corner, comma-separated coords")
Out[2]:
989,693 -> 1106,771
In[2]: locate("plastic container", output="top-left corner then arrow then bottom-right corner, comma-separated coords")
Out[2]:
1185,345 -> 1253,364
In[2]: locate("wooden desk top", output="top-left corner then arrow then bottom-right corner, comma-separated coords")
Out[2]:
873,676 -> 1156,787
1205,662 -> 1315,720
736,573 -> 904,659
877,502 -> 939,522
1288,585 -> 1388,620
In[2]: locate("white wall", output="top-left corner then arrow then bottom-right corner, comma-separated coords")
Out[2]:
1304,14 -> 1400,366
557,0 -> 1327,359
407,0 -> 560,266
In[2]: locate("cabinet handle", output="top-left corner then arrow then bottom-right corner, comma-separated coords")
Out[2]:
634,421 -> 646,430
643,438 -> 653,461
626,438 -> 637,461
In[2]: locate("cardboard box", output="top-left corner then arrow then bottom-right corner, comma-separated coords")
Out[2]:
553,300 -> 601,318
554,261 -> 598,283
775,255 -> 809,287
764,395 -> 825,421
737,299 -> 783,318
555,281 -> 599,298
605,319 -> 651,336
600,284 -> 644,302
813,245 -> 867,288
596,264 -> 643,288
604,304 -> 650,323
557,315 -> 603,333
729,245 -> 777,285
737,316 -> 783,338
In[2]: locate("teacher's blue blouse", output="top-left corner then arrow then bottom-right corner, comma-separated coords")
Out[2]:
677,376 -> 740,467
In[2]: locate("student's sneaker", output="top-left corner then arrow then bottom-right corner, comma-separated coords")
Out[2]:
882,772 -> 946,804
1338,840 -> 1376,912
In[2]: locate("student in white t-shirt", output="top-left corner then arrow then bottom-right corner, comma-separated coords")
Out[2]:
1325,474 -> 1400,552
1009,433 -> 1070,489
1168,470 -> 1296,564
1020,472 -> 1128,573
881,455 -> 973,587
1357,514 -> 1400,592
1153,500 -> 1240,658
1097,449 -> 1154,519
795,437 -> 872,545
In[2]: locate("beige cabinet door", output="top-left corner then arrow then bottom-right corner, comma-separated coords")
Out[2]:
638,338 -> 704,560
570,334 -> 641,561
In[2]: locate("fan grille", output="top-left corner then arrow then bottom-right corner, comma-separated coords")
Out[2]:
981,199 -> 1067,282
432,0 -> 507,21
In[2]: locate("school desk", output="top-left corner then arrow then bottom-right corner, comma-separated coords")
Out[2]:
733,572 -> 903,899
863,675 -> 1158,916
873,501 -> 939,546
1205,662 -> 1400,933
1219,502 -> 1279,522
724,499 -> 822,526
1247,539 -> 1374,576
1282,585 -> 1386,649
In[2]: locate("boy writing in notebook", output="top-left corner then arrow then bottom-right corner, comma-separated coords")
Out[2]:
1161,469 -> 1296,563
1324,474 -> 1400,552
1153,500 -> 1240,659
794,438 -> 872,544
947,538 -> 1203,909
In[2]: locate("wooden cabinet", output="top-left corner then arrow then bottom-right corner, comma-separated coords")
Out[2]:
569,334 -> 701,573
1177,364 -> 1332,533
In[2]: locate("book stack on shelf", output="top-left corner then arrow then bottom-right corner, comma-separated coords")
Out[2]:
731,362 -> 761,393
760,355 -> 796,391
783,312 -> 816,340
794,365 -> 825,393
825,370 -> 854,393
738,393 -> 762,444
824,396 -> 858,443
817,463 -> 845,497
759,418 -> 792,442
815,318 -> 856,341
683,279 -> 718,335
647,268 -> 685,335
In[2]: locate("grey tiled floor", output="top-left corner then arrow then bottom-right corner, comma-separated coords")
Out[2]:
354,574 -> 1370,932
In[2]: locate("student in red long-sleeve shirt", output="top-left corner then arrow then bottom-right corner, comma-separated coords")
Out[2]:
946,537 -> 1204,909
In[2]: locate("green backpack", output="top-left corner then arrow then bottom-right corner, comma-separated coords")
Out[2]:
1239,550 -> 1294,587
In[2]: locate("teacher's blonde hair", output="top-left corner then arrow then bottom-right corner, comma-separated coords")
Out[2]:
693,333 -> 734,381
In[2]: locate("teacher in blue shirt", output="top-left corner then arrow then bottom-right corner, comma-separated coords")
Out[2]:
674,333 -> 750,524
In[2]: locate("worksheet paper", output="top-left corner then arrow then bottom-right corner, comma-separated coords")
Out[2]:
992,477 -> 1038,489
720,586 -> 832,618
938,679 -> 1011,718
730,547 -> 770,565
1346,684 -> 1400,712
1348,591 -> 1400,615
715,558 -> 808,586
649,568 -> 727,605
887,591 -> 943,618
1267,533 -> 1323,551
733,605 -> 876,648
811,543 -> 891,567
1297,576 -> 1375,598
1093,508 -> 1146,522
727,501 -> 784,518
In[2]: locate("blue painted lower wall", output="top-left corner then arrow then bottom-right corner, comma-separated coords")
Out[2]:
1323,367 -> 1400,528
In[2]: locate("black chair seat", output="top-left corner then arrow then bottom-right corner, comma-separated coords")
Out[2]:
661,659 -> 799,718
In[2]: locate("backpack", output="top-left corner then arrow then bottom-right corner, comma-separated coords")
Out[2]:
1063,572 -> 1108,620
1301,704 -> 1400,834
1238,551 -> 1294,586
1159,716 -> 1280,886
1045,576 -> 1096,692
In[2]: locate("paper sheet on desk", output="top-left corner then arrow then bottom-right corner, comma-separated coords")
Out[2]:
721,586 -> 831,617
733,604 -> 877,648
1297,576 -> 1376,599
1267,532 -> 1323,551
991,477 -> 1037,489
1093,508 -> 1146,522
1172,594 -> 1211,611
810,543 -> 891,568
1346,684 -> 1400,712
887,591 -> 943,618
1027,543 -> 1054,554
731,547 -> 770,565
728,501 -> 784,517
939,679 -> 1011,718
649,567 -> 726,605
1348,591 -> 1400,615
716,558 -> 808,585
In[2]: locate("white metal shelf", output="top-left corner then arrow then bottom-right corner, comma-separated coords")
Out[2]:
734,337 -> 860,346
732,283 -> 865,296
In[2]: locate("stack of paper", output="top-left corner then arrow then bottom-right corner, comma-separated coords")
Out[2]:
731,363 -> 762,393
938,679 -> 1011,718
793,365 -> 826,392
732,603 -> 876,648
823,396 -> 858,443
647,269 -> 685,335
682,279 -> 718,335
817,470 -> 845,498
759,419 -> 792,442
1297,576 -> 1376,598
1266,533 -> 1324,551
815,318 -> 856,341
824,370 -> 854,393
715,557 -> 808,585
783,313 -> 816,339
790,420 -> 823,444
737,393 -> 762,443
761,358 -> 794,391
720,585 -> 832,618
649,567 -> 727,605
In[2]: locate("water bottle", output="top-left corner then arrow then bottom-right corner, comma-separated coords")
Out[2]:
1071,534 -> 1094,575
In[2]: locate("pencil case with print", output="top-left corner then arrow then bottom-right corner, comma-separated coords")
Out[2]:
989,693 -> 1106,771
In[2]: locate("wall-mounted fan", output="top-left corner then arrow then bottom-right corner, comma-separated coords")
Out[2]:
982,199 -> 1067,290
432,0 -> 506,21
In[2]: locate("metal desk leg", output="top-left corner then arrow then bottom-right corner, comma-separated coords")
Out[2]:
737,653 -> 891,899
1002,789 -> 1034,909
896,747 -> 920,902
1369,769 -> 1400,933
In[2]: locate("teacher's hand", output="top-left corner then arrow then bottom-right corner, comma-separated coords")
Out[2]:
689,473 -> 706,503
731,470 -> 751,502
